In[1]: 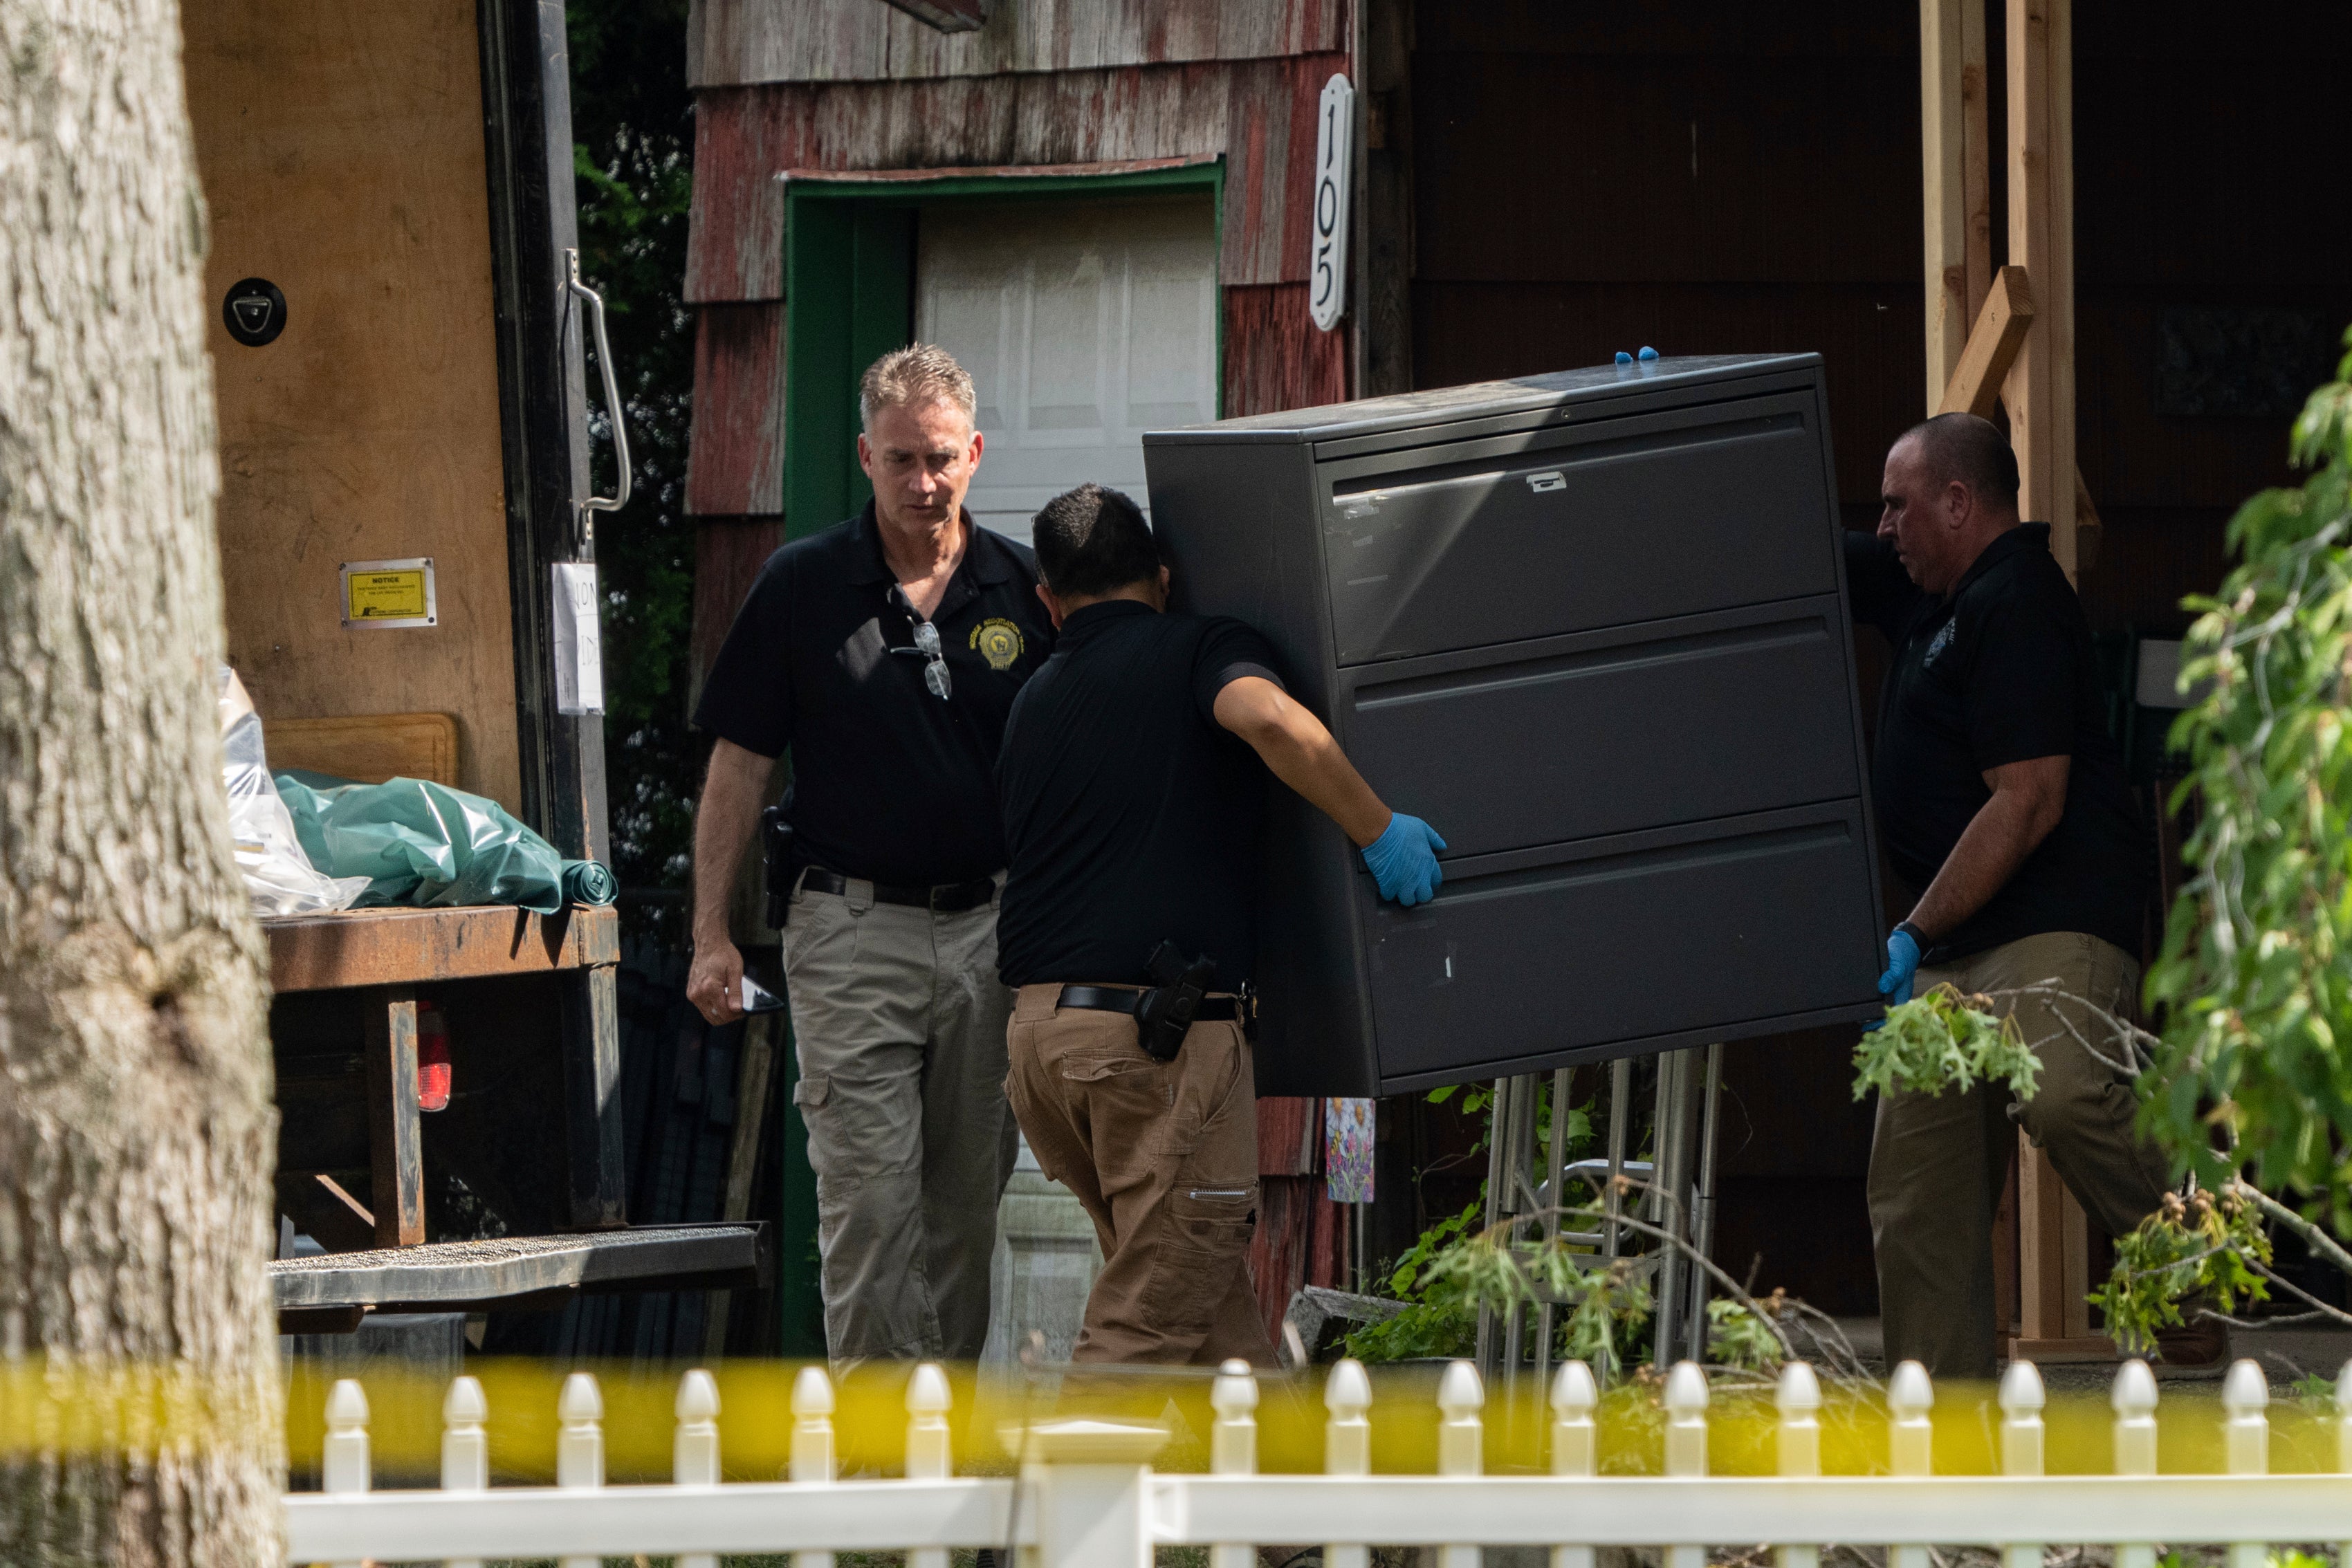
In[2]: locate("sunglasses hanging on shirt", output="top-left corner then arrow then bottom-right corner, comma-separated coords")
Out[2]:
912,619 -> 952,700
886,587 -> 953,701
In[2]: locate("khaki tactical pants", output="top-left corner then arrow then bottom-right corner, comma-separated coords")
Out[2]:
1005,984 -> 1278,1367
783,874 -> 1018,1364
1867,930 -> 2171,1381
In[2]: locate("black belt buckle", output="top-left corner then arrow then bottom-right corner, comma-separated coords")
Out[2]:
1235,980 -> 1259,1043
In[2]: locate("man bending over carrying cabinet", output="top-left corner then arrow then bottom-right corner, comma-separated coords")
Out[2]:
994,483 -> 1446,1366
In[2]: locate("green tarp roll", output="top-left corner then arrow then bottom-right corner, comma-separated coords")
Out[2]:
276,772 -> 618,914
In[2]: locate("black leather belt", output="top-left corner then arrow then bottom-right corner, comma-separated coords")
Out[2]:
800,867 -> 995,913
1058,984 -> 1244,1022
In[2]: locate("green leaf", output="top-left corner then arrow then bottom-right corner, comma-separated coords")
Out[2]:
1852,984 -> 2043,1102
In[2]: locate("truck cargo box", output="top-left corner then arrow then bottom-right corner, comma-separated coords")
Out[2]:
1143,353 -> 1884,1096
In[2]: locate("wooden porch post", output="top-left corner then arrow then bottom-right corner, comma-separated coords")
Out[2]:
1920,0 -> 1990,409
1922,0 -> 2109,1360
2001,0 -> 2077,575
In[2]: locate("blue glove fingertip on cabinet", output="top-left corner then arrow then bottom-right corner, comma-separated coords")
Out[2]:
1363,812 -> 1447,906
1878,925 -> 1922,1008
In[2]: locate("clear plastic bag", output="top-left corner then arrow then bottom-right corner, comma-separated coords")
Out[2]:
218,669 -> 370,918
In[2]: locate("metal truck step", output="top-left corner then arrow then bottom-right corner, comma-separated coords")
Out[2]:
272,1222 -> 768,1331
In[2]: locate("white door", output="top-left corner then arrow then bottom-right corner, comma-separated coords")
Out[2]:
917,194 -> 1219,540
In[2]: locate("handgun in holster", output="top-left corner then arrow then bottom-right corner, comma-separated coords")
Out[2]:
1134,939 -> 1218,1061
760,805 -> 797,930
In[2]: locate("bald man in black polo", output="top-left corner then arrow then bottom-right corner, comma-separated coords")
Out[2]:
1850,413 -> 2185,1378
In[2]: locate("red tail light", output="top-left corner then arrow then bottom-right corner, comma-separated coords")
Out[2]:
417,1002 -> 452,1112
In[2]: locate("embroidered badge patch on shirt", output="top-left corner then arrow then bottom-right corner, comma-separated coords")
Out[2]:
969,617 -> 1025,671
1922,618 -> 1956,668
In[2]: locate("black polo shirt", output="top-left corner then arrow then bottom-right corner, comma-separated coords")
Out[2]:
693,504 -> 1054,886
995,601 -> 1285,992
1844,524 -> 2149,964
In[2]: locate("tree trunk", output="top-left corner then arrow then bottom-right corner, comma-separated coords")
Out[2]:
0,2 -> 282,1565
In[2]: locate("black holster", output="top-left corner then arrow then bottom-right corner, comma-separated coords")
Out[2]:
1134,940 -> 1217,1061
760,805 -> 797,929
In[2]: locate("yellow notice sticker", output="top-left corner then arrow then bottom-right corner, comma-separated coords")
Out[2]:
347,569 -> 429,621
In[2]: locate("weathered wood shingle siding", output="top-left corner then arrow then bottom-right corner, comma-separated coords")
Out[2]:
684,56 -> 1344,306
685,302 -> 787,517
688,0 -> 1344,86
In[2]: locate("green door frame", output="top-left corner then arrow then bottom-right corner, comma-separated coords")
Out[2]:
771,160 -> 1224,1357
780,160 -> 1227,545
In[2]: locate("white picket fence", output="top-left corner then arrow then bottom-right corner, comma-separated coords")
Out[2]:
285,1355 -> 2352,1567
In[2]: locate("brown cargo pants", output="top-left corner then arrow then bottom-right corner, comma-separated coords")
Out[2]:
1867,930 -> 2172,1381
1004,984 -> 1278,1367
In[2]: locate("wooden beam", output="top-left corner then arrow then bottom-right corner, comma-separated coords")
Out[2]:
1960,0 -> 1992,329
364,988 -> 425,1248
1921,0 -> 1991,411
2016,1136 -> 2067,1341
1921,0 -> 1966,406
561,965 -> 629,1230
704,1011 -> 782,1359
2050,0 -> 2079,573
2002,0 -> 2077,575
306,1174 -> 378,1253
268,903 -> 619,993
1938,264 -> 2035,419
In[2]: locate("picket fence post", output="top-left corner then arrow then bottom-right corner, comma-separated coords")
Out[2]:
1882,1356 -> 1935,1568
904,1363 -> 953,1568
1549,1358 -> 1598,1568
1662,1362 -> 1709,1568
2336,1358 -> 2352,1568
322,1378 -> 369,1568
1437,1359 -> 1484,1568
1325,1357 -> 1375,1568
1030,1419 -> 1164,1568
441,1374 -> 490,1568
1775,1361 -> 1821,1568
555,1372 -> 605,1568
2223,1358 -> 2270,1568
1998,1361 -> 2045,1568
676,1368 -> 723,1568
2110,1358 -> 2158,1568
1209,1358 -> 1258,1568
791,1365 -> 838,1568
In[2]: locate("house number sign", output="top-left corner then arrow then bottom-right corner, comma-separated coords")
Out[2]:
1309,73 -> 1355,333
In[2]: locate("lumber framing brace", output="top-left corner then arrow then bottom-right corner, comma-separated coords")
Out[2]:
1922,0 -> 2100,581
1937,265 -> 2033,418
1920,0 -> 2113,1361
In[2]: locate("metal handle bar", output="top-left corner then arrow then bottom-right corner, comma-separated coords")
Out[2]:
564,248 -> 632,528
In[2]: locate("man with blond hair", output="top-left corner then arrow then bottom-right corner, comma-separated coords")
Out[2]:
688,344 -> 1054,1364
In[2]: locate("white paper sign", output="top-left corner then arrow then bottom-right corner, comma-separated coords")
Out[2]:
1309,73 -> 1356,333
551,560 -> 605,716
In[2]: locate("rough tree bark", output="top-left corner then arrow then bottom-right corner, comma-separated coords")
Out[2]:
0,2 -> 282,1565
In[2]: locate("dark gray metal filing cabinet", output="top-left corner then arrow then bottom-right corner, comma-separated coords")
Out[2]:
1143,353 -> 1884,1096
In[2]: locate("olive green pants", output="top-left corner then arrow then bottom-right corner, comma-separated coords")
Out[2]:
1866,930 -> 2171,1381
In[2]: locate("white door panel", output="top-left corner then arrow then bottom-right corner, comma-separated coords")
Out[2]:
918,196 -> 1217,541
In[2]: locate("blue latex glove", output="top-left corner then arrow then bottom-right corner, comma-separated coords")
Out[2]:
1877,926 -> 1922,1008
1362,813 -> 1446,906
